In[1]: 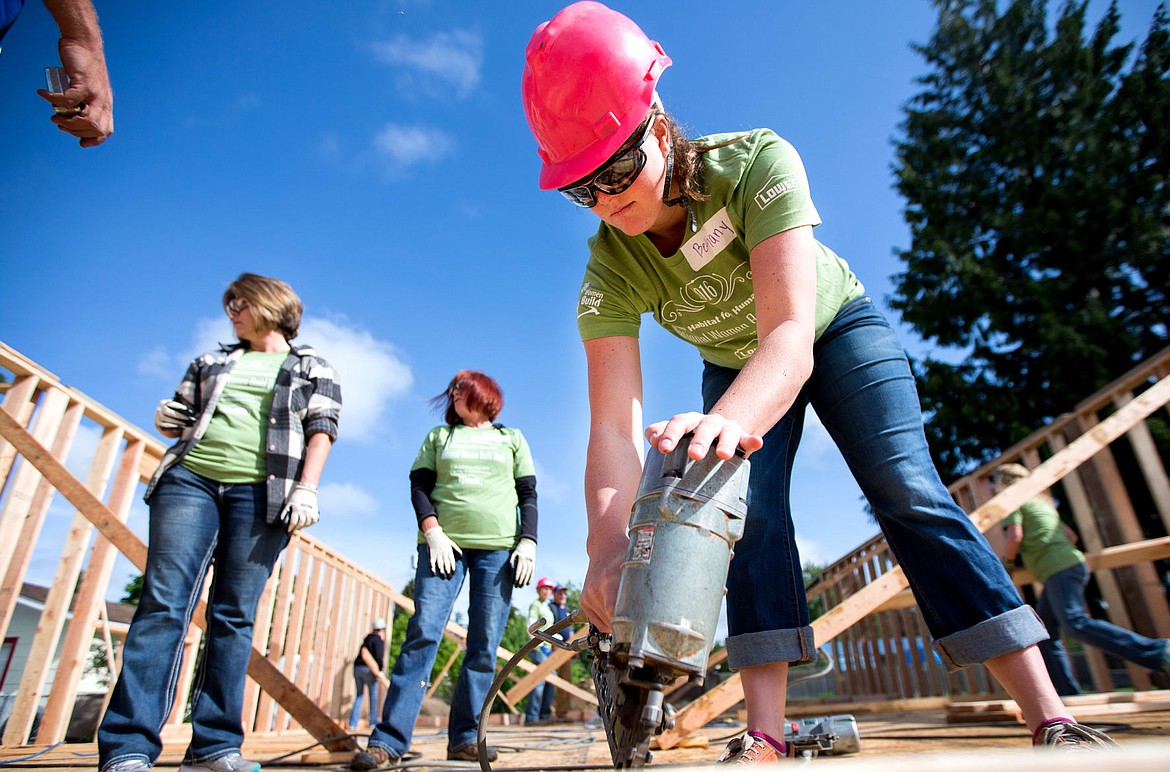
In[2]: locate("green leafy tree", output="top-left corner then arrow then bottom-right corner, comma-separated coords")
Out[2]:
121,573 -> 143,605
891,0 -> 1170,478
803,561 -> 828,620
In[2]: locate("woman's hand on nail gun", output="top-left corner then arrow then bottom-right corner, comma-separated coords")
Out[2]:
645,412 -> 763,461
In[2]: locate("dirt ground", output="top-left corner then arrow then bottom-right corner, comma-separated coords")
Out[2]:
2,705 -> 1167,770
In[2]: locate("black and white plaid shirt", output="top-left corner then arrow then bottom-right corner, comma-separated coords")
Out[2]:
144,342 -> 342,523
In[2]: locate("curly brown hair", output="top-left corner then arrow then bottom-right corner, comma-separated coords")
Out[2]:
662,112 -> 745,205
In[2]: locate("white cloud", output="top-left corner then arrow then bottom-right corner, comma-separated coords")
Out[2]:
372,123 -> 454,169
300,317 -> 412,443
371,30 -> 483,98
134,318 -> 226,382
135,347 -> 174,379
185,317 -> 234,360
319,481 -> 378,517
795,534 -> 826,567
134,315 -> 413,444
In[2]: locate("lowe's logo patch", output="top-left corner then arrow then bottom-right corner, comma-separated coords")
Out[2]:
754,174 -> 799,211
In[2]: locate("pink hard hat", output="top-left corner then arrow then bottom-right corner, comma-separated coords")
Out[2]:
537,576 -> 555,588
522,1 -> 671,190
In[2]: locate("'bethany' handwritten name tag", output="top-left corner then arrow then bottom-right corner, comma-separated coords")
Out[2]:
682,207 -> 738,271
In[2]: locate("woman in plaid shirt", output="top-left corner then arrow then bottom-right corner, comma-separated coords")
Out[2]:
98,273 -> 342,772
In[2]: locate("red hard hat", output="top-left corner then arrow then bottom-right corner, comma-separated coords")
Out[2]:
522,1 -> 671,190
537,576 -> 555,588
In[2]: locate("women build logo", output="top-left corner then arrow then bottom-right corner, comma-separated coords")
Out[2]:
754,174 -> 799,211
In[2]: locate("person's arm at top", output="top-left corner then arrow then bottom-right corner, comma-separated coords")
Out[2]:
580,335 -> 645,632
646,226 -> 816,460
38,0 -> 113,146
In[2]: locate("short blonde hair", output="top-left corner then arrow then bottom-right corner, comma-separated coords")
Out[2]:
223,273 -> 302,341
994,462 -> 1031,487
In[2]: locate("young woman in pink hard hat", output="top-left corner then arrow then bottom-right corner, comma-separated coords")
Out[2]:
521,1 -> 1115,761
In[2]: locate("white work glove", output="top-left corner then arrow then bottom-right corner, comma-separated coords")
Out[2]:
280,482 -> 319,533
510,537 -> 537,588
154,398 -> 195,433
424,525 -> 462,579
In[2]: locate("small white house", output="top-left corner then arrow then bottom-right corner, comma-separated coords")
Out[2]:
0,583 -> 135,741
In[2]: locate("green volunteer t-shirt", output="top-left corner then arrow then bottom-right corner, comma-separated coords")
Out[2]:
412,424 -> 536,550
528,598 -> 554,629
576,128 -> 864,369
181,350 -> 288,483
1003,499 -> 1085,583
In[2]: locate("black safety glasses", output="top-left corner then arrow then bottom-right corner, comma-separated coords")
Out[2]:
558,115 -> 658,208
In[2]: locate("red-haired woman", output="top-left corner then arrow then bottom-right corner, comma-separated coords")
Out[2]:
351,371 -> 538,770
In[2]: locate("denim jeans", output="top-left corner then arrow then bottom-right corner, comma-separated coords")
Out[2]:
369,545 -> 513,757
703,298 -> 1046,671
1037,561 -> 1169,694
350,665 -> 382,728
524,647 -> 555,722
98,464 -> 289,770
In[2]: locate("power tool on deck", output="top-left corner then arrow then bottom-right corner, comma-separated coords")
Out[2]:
477,436 -> 750,770
558,436 -> 749,768
783,713 -> 861,758
591,436 -> 750,767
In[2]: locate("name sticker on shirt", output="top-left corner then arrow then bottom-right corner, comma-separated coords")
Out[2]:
682,207 -> 738,271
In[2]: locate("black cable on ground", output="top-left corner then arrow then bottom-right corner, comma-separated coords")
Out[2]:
476,612 -> 585,772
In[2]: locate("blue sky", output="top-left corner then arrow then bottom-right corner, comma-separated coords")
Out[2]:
1,0 -> 1159,624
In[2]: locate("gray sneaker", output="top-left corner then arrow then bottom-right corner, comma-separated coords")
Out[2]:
104,760 -> 152,772
179,752 -> 260,772
1034,720 -> 1120,750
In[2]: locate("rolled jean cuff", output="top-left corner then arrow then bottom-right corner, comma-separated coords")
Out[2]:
933,605 -> 1048,670
726,626 -> 816,670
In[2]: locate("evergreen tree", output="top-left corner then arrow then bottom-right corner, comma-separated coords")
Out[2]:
891,0 -> 1169,478
120,573 -> 143,605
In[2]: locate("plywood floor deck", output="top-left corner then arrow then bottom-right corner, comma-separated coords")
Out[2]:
2,705 -> 1168,770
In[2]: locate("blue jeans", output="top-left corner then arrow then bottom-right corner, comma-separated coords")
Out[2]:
524,646 -> 555,722
369,545 -> 513,757
1037,561 -> 1169,694
350,665 -> 382,728
98,465 -> 289,770
704,298 -> 1047,671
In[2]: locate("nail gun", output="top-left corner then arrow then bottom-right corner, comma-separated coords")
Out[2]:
476,437 -> 749,770
584,436 -> 751,768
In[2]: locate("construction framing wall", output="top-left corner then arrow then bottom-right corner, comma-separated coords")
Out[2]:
0,342 -> 588,751
655,346 -> 1170,747
1,339 -> 1168,751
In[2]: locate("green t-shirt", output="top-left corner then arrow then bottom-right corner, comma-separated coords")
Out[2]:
576,128 -> 864,369
181,350 -> 288,483
1003,498 -> 1085,583
412,424 -> 537,550
528,598 -> 554,629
